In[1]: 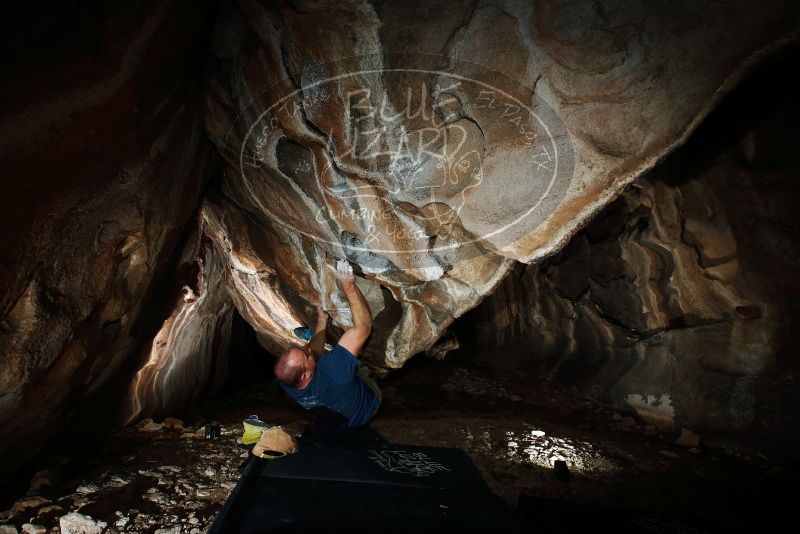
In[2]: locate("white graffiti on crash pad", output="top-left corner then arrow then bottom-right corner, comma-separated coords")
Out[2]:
368,450 -> 452,477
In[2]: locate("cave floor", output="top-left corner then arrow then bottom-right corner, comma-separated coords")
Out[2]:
2,358 -> 794,533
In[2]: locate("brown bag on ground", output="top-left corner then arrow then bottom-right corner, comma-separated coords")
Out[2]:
251,426 -> 299,459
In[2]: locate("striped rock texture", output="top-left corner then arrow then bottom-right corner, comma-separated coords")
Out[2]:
2,0 -> 799,470
458,75 -> 800,440
202,0 -> 799,368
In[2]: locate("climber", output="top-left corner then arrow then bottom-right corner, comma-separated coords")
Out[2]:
273,259 -> 382,436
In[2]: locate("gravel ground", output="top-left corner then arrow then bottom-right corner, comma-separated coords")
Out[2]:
1,359 -> 795,533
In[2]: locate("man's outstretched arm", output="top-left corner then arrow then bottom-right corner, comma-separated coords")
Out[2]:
307,306 -> 328,360
333,260 -> 372,357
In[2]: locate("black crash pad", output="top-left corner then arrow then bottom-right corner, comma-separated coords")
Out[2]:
253,440 -> 487,491
210,432 -> 529,533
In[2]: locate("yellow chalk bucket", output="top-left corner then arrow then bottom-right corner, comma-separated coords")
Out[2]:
241,415 -> 269,445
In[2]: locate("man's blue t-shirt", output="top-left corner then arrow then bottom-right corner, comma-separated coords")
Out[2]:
281,344 -> 380,428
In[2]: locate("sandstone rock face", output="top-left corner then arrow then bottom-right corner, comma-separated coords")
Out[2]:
2,0 -> 800,475
124,228 -> 233,423
0,1 -> 214,470
203,0 -> 800,367
459,76 -> 800,441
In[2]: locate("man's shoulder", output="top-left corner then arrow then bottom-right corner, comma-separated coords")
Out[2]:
317,344 -> 358,382
321,343 -> 355,360
318,344 -> 355,368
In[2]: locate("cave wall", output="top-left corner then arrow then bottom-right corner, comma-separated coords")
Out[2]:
2,0 -> 800,472
0,1 -> 216,471
202,0 -> 800,369
124,224 -> 233,424
459,63 -> 800,443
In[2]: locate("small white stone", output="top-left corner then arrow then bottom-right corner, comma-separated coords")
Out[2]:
158,465 -> 181,473
135,417 -> 153,429
107,475 -> 131,487
75,484 -> 98,495
71,497 -> 92,509
34,505 -> 63,520
0,525 -> 18,534
163,417 -> 184,429
21,524 -> 46,534
59,512 -> 107,534
10,497 -> 50,517
138,419 -> 165,432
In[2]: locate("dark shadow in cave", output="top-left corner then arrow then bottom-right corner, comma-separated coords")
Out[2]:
664,43 -> 800,185
223,311 -> 277,393
450,42 -> 800,375
2,5 -> 800,531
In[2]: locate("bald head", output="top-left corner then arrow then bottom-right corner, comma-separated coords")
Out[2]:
274,346 -> 306,387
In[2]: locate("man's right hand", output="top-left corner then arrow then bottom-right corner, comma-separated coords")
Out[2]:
327,258 -> 372,358
332,259 -> 355,291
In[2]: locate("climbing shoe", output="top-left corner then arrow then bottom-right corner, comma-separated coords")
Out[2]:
293,326 -> 313,341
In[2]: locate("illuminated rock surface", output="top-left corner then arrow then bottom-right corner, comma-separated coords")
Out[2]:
203,0 -> 800,367
1,0 -> 800,477
458,77 -> 800,438
125,234 -> 234,423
